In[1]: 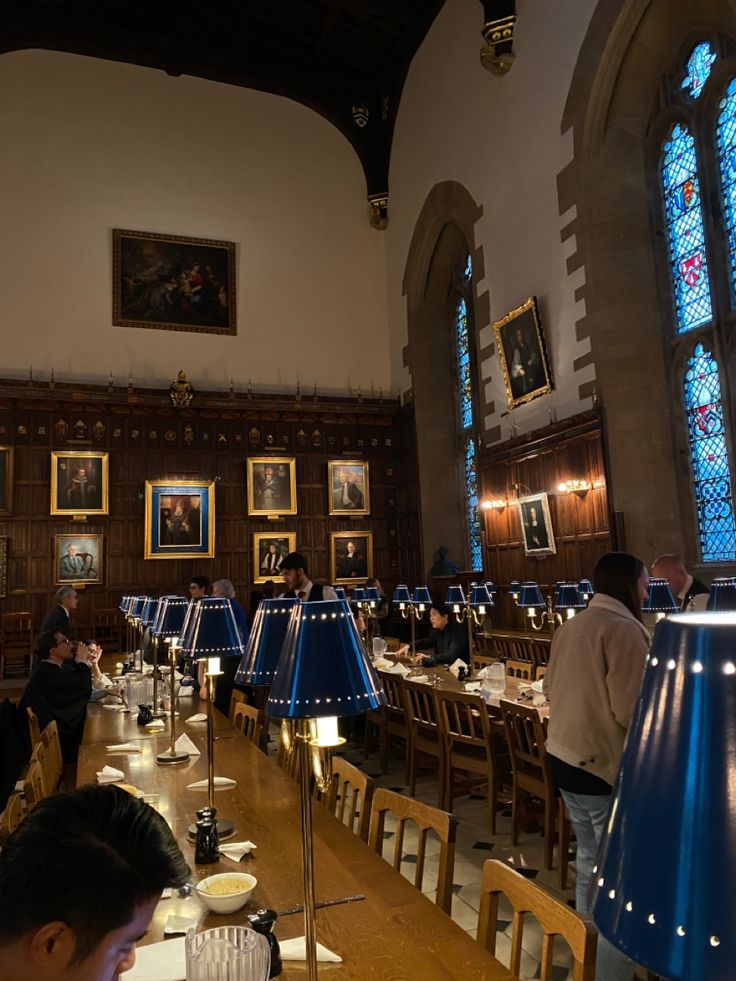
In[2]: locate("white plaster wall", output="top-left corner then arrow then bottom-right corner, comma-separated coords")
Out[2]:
386,0 -> 597,441
0,50 -> 389,395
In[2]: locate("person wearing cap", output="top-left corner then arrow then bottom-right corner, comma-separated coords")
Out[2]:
281,552 -> 338,602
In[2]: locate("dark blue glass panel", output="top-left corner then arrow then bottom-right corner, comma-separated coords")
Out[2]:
465,436 -> 483,572
717,78 -> 736,304
684,344 -> 736,562
661,123 -> 713,333
681,41 -> 716,100
455,296 -> 473,430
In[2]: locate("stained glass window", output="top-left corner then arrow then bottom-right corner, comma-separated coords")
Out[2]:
465,436 -> 483,572
683,344 -> 736,562
661,123 -> 712,332
454,255 -> 482,571
717,78 -> 736,300
455,297 -> 473,430
681,41 -> 716,100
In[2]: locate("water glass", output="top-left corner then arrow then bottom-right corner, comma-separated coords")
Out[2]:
372,637 -> 387,658
186,926 -> 270,981
482,661 -> 506,698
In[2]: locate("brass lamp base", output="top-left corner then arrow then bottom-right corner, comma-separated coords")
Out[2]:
156,748 -> 190,766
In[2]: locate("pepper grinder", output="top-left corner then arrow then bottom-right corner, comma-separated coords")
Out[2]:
248,908 -> 282,977
194,809 -> 220,865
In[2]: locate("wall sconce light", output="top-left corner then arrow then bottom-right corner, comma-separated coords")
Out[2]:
481,498 -> 507,511
557,479 -> 591,494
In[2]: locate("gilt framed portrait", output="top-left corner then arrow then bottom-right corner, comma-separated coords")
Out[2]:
112,228 -> 236,336
328,459 -> 370,516
0,446 -> 13,516
55,534 -> 103,585
517,493 -> 556,556
247,457 -> 297,516
253,531 -> 296,584
51,452 -> 109,516
330,531 -> 373,584
144,480 -> 215,559
493,296 -> 553,409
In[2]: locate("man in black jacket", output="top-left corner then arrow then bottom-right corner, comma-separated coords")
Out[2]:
652,553 -> 710,611
281,552 -> 337,602
39,586 -> 78,639
396,598 -> 469,666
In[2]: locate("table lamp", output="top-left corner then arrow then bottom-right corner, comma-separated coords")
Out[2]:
235,597 -> 299,686
554,582 -> 586,620
151,596 -> 188,723
445,584 -> 492,664
333,587 -> 346,600
267,599 -> 386,980
126,595 -> 148,666
508,580 -> 521,601
643,578 -> 679,621
590,613 -> 736,981
392,585 -> 430,657
706,577 -> 736,611
578,578 -> 595,601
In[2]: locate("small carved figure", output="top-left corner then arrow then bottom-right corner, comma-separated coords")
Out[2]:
169,370 -> 194,409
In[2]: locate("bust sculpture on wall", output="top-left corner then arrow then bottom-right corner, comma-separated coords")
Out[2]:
430,545 -> 460,576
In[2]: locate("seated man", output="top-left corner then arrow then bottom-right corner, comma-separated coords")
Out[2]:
651,553 -> 709,611
0,784 -> 190,980
396,598 -> 469,667
19,631 -> 102,764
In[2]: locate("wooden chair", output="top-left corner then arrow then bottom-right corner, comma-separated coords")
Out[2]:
368,788 -> 457,914
22,759 -> 47,811
535,665 -> 547,681
26,707 -> 42,750
435,688 -> 510,834
233,702 -> 264,747
0,792 -> 24,843
91,608 -> 123,654
403,679 -> 446,807
40,721 -> 64,793
0,612 -> 33,679
478,859 -> 597,980
505,659 -> 532,681
229,689 -> 247,722
324,755 -> 375,842
500,699 -> 556,870
472,653 -> 498,673
369,671 -> 409,777
381,636 -> 401,652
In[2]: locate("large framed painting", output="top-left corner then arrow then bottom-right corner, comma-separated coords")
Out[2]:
330,531 -> 373,584
54,534 -> 103,585
112,228 -> 236,336
0,537 -> 7,598
0,446 -> 13,516
493,296 -> 553,409
328,459 -> 370,516
247,457 -> 297,516
253,531 -> 296,584
517,492 -> 557,556
51,451 -> 109,516
144,480 -> 215,559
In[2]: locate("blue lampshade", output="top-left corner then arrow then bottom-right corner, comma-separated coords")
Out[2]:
153,596 -> 190,640
509,580 -> 521,599
118,594 -> 131,613
445,584 -> 466,610
351,587 -> 366,602
235,597 -> 299,685
392,584 -> 411,605
412,586 -> 432,608
470,583 -> 493,610
485,581 -> 498,596
706,577 -> 736,612
333,587 -> 346,600
517,582 -> 545,609
590,613 -> 736,981
138,596 -> 159,629
578,577 -> 595,599
267,600 -> 387,720
178,597 -> 244,658
128,596 -> 148,621
643,577 -> 679,614
554,582 -> 585,611
364,587 -> 380,607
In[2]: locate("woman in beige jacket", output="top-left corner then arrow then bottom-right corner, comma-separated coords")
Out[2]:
544,552 -> 650,981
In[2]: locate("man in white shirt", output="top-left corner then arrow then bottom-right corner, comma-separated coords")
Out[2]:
281,552 -> 337,601
651,553 -> 709,611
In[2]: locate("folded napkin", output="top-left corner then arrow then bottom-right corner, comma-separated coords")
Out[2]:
531,678 -> 545,693
219,840 -> 257,862
163,910 -> 201,936
145,719 -> 166,731
106,742 -> 142,754
384,662 -> 410,676
174,733 -> 200,756
465,681 -> 482,692
142,664 -> 154,675
186,776 -> 237,791
97,765 -> 124,784
449,658 -> 468,679
410,673 -> 430,684
279,937 -> 342,963
121,936 -> 185,980
373,657 -> 394,670
185,713 -> 208,724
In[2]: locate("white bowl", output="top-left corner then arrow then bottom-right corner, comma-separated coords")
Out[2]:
196,872 -> 257,914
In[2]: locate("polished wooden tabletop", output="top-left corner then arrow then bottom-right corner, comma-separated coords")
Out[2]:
79,698 -> 520,980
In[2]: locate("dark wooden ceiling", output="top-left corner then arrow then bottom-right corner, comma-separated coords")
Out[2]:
0,1 -> 447,207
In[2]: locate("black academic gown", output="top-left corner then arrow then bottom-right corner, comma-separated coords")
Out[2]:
19,660 -> 92,763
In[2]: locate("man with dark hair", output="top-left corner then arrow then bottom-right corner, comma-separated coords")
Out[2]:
189,576 -> 210,599
281,552 -> 337,602
396,597 -> 468,666
39,586 -> 78,639
0,784 -> 190,980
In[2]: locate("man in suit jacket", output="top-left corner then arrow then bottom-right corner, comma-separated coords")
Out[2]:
336,540 -> 367,579
652,553 -> 709,611
332,468 -> 364,511
260,543 -> 284,574
39,587 -> 78,640
281,552 -> 337,602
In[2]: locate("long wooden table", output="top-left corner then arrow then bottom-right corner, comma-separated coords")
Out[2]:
79,699 -> 519,980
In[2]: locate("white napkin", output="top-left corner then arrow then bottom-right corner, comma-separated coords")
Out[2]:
186,776 -> 237,791
373,657 -> 394,670
465,681 -> 482,692
103,703 -> 126,712
219,840 -> 257,862
106,742 -> 142,754
163,910 -> 201,935
97,765 -> 124,784
178,687 -> 194,697
531,679 -> 545,693
384,662 -> 410,676
279,937 -> 342,963
174,733 -> 200,756
142,664 -> 154,675
145,720 -> 166,731
121,936 -> 185,980
185,713 -> 208,724
449,658 -> 467,679
410,673 -> 430,684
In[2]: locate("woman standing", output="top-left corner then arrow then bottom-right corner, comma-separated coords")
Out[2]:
544,552 -> 650,981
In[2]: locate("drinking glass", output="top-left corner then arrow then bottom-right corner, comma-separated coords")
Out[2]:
483,661 -> 506,698
186,926 -> 270,981
372,637 -> 387,658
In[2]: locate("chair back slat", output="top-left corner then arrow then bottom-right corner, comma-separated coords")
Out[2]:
26,707 -> 42,749
40,721 -> 64,792
229,689 -> 247,722
324,756 -> 374,842
505,659 -> 532,680
0,792 -> 24,842
233,702 -> 263,746
23,760 -> 47,811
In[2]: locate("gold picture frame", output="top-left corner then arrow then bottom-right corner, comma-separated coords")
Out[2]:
0,446 -> 13,516
517,492 -> 557,556
493,296 -> 553,409
144,479 -> 215,559
54,534 -> 104,585
253,531 -> 296,584
247,457 -> 297,516
330,530 -> 373,584
328,459 -> 370,516
50,451 -> 109,516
